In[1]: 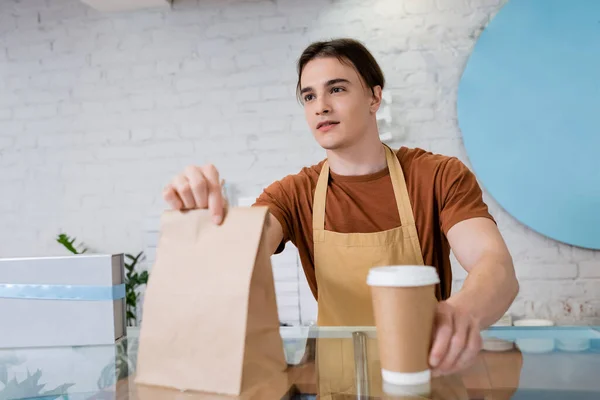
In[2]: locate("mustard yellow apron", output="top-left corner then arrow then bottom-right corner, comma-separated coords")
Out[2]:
313,144 -> 426,399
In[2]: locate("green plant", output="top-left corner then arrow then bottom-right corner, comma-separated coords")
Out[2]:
56,234 -> 149,327
124,252 -> 148,326
56,233 -> 87,255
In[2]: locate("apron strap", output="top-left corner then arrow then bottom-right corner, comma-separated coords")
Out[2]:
313,161 -> 330,231
384,144 -> 425,265
384,144 -> 415,226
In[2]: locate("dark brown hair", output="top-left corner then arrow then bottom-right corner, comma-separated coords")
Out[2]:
296,38 -> 385,102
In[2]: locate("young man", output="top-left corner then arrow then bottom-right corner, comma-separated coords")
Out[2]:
163,38 -> 519,377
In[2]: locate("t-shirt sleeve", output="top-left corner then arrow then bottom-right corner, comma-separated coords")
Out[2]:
252,178 -> 295,254
437,157 -> 496,235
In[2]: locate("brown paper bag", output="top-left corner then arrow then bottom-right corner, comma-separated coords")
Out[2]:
135,207 -> 288,396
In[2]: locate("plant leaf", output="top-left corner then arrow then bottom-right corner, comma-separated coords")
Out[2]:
55,233 -> 88,255
56,234 -> 79,255
139,271 -> 149,284
126,291 -> 137,306
127,277 -> 136,288
126,251 -> 146,268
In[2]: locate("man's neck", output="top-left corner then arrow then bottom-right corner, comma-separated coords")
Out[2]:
326,137 -> 387,176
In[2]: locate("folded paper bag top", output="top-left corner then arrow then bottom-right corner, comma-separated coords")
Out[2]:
135,207 -> 288,396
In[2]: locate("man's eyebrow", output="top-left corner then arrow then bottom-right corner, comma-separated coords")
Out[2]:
300,78 -> 351,94
325,78 -> 350,86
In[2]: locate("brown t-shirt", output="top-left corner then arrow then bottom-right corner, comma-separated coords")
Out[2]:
253,147 -> 495,301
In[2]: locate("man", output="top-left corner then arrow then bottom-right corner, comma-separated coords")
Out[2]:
163,38 -> 519,377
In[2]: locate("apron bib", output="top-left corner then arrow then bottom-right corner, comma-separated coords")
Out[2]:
313,145 -> 426,399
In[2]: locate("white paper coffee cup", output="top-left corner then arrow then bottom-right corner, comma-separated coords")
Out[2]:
367,266 -> 440,385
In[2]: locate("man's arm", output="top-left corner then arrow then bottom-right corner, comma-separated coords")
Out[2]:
264,213 -> 285,256
429,217 -> 518,376
446,217 -> 518,328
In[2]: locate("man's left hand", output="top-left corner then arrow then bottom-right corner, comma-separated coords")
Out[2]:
429,301 -> 483,377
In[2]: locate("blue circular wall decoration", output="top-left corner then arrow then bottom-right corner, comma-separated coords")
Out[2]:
458,0 -> 600,249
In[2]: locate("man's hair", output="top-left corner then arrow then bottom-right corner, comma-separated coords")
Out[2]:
296,38 -> 385,102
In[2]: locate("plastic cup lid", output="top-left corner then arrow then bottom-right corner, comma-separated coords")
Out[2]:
367,266 -> 440,287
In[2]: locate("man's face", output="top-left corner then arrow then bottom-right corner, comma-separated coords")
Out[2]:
300,57 -> 380,151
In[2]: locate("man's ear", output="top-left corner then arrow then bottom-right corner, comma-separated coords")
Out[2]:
370,85 -> 383,114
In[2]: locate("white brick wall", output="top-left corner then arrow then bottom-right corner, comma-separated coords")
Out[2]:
1,0 -> 599,325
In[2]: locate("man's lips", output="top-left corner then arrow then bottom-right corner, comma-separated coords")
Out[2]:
317,121 -> 340,130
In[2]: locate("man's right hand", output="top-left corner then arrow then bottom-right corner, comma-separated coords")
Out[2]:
162,164 -> 226,224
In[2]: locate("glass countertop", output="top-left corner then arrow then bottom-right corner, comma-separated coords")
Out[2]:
1,325 -> 599,399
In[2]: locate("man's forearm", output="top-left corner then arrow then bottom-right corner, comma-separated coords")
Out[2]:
446,253 -> 519,329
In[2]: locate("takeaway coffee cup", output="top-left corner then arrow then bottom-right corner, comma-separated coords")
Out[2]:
367,266 -> 440,386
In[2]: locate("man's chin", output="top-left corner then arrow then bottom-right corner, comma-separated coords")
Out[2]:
314,134 -> 345,151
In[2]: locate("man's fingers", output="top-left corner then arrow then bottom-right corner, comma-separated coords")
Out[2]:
436,311 -> 469,373
164,164 -> 225,221
429,305 -> 453,369
201,164 -> 225,224
172,175 -> 195,209
450,321 -> 482,373
163,184 -> 183,210
185,166 -> 208,209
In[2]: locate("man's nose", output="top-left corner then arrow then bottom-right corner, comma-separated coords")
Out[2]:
316,98 -> 331,115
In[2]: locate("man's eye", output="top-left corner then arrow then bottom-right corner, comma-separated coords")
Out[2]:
331,87 -> 344,93
304,94 -> 314,102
